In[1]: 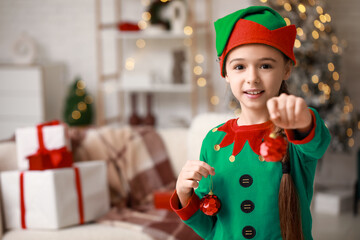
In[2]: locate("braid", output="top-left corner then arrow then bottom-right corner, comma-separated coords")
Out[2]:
278,145 -> 304,240
275,81 -> 305,239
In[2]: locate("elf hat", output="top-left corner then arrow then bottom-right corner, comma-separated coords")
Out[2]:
214,6 -> 297,77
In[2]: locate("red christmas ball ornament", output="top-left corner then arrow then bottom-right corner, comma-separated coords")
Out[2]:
260,132 -> 288,162
200,191 -> 221,216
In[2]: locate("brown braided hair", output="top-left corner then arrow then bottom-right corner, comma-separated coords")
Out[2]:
277,80 -> 304,240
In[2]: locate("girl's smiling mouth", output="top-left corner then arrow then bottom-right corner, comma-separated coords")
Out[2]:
244,89 -> 265,98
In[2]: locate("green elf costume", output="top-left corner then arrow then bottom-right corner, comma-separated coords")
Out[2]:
170,5 -> 331,240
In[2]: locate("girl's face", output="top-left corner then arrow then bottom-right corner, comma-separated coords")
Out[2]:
225,44 -> 292,114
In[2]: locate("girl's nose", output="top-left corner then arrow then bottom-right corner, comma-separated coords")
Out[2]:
246,66 -> 260,84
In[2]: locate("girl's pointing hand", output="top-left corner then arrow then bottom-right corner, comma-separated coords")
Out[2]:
267,93 -> 312,133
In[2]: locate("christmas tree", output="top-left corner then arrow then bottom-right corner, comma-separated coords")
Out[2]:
247,0 -> 358,152
63,77 -> 94,126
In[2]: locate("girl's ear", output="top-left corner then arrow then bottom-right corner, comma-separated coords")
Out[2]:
283,60 -> 293,81
225,75 -> 230,83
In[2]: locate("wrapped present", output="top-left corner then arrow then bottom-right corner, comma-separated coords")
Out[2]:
16,120 -> 72,170
0,160 -> 110,230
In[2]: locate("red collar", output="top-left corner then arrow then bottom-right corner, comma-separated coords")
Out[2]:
217,119 -> 273,156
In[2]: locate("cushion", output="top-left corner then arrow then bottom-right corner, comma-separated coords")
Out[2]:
187,112 -> 234,161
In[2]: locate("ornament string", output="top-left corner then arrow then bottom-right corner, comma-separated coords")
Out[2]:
208,175 -> 214,195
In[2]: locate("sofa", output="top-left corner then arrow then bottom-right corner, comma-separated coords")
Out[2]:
0,113 -> 232,240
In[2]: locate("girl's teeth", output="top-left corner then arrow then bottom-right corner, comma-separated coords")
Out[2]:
247,91 -> 261,95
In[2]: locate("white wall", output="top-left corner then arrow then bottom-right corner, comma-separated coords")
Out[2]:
0,0 -> 97,91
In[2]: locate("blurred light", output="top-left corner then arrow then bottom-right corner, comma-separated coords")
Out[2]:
138,20 -> 147,30
331,35 -> 338,44
318,82 -> 324,91
197,77 -> 207,87
160,0 -> 168,2
324,84 -> 331,95
193,66 -> 203,75
332,72 -> 339,81
308,0 -> 316,6
77,80 -> 86,89
85,96 -> 93,104
312,75 -> 319,84
344,105 -> 350,114
72,110 -> 81,120
312,30 -> 319,39
348,138 -> 354,147
349,103 -> 354,112
297,27 -> 304,36
125,58 -> 135,71
344,96 -> 350,104
211,96 -> 220,105
301,83 -> 309,93
299,12 -> 307,20
332,44 -> 339,53
142,12 -> 151,21
184,26 -> 193,36
298,4 -> 306,13
284,18 -> 291,26
325,13 -> 331,22
314,20 -> 322,29
294,39 -> 301,48
136,39 -> 146,48
260,0 -> 267,2
316,6 -> 323,14
76,89 -> 85,96
328,62 -> 335,72
78,102 -> 87,111
333,82 -> 340,91
277,0 -> 285,5
195,54 -> 204,64
319,14 -> 327,23
284,3 -> 292,11
319,24 -> 325,32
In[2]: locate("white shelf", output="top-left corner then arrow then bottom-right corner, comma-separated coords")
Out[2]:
117,31 -> 189,40
119,83 -> 192,93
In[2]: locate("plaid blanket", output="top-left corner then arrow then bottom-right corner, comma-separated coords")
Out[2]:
71,126 -> 201,240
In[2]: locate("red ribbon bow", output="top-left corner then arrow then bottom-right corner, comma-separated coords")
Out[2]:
26,120 -> 73,170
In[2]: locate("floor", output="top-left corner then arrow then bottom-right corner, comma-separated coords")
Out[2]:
312,212 -> 360,240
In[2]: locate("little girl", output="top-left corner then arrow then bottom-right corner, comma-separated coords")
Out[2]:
170,5 -> 331,240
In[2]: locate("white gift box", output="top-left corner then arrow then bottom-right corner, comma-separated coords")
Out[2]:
15,123 -> 71,170
314,189 -> 353,215
0,160 -> 110,230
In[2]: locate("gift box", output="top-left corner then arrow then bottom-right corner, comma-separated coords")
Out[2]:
15,121 -> 72,170
0,160 -> 110,230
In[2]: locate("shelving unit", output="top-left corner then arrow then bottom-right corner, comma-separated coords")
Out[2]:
94,0 -> 215,126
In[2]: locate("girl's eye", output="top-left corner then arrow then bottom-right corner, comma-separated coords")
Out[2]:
234,65 -> 244,70
260,64 -> 272,69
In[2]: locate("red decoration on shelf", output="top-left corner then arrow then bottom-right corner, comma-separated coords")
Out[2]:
260,131 -> 288,162
200,191 -> 221,216
117,22 -> 140,31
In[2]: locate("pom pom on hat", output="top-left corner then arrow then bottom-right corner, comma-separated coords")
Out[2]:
214,6 -> 297,77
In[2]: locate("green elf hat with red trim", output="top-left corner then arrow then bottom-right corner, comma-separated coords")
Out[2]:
214,6 -> 297,77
